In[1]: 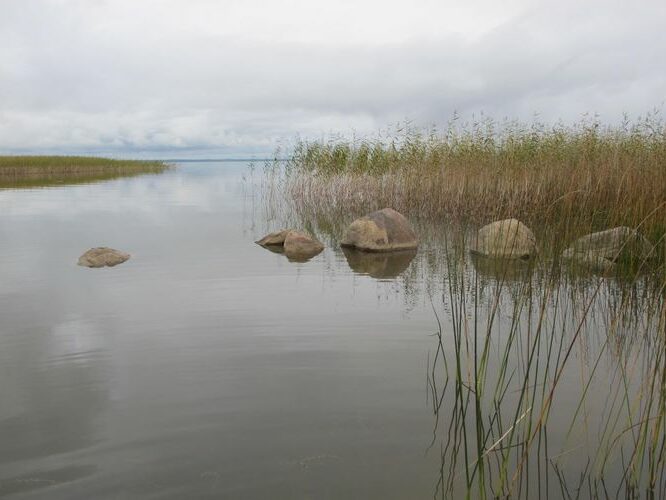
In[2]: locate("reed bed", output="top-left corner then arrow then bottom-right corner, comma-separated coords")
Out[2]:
273,114 -> 666,252
258,114 -> 666,497
0,156 -> 169,188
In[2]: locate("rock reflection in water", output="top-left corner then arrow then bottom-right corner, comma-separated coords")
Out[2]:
342,247 -> 417,279
470,252 -> 534,282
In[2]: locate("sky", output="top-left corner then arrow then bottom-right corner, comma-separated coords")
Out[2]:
1,0 -> 665,157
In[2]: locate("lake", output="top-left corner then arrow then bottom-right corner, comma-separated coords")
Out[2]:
0,161 -> 663,498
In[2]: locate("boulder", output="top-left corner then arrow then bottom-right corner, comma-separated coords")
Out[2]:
342,247 -> 416,279
472,219 -> 536,259
255,229 -> 290,246
78,247 -> 130,268
561,226 -> 653,272
340,208 -> 418,252
283,231 -> 324,262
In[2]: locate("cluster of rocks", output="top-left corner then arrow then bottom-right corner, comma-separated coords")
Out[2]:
471,218 -> 654,275
255,229 -> 325,262
256,207 -> 419,264
82,209 -> 653,277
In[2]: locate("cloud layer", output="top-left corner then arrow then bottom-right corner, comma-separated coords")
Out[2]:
1,0 -> 665,156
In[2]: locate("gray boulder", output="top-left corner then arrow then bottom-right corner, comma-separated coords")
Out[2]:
562,226 -> 653,273
78,247 -> 130,268
472,219 -> 537,259
340,208 -> 418,252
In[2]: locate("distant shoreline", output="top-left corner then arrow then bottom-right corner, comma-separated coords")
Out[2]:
0,155 -> 170,188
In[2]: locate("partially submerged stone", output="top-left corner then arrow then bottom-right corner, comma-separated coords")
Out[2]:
472,219 -> 536,259
342,247 -> 416,279
340,208 -> 418,252
561,226 -> 653,274
256,229 -> 324,262
78,247 -> 130,268
255,229 -> 291,246
562,226 -> 652,262
283,231 -> 324,262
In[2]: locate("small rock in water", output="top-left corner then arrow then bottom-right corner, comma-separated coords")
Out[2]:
283,231 -> 324,262
78,247 -> 130,268
472,219 -> 537,259
340,208 -> 418,252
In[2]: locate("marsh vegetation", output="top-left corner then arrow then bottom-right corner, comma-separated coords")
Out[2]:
0,156 -> 169,188
270,113 -> 666,257
262,115 -> 666,497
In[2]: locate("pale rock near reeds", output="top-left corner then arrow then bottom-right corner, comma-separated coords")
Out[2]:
561,226 -> 652,272
473,219 -> 536,259
78,247 -> 130,268
340,208 -> 418,252
283,231 -> 324,261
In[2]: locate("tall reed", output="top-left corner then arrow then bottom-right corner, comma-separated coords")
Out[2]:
275,113 -> 666,251
426,232 -> 665,498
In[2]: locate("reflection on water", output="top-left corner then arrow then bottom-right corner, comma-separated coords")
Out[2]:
342,247 -> 417,279
0,162 -> 663,498
469,252 -> 534,282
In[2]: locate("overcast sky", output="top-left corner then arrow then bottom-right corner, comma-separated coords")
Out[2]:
1,0 -> 665,157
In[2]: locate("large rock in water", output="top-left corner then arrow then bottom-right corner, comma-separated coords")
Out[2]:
78,247 -> 130,268
340,208 -> 418,252
562,227 -> 653,272
473,219 -> 537,259
283,231 -> 324,262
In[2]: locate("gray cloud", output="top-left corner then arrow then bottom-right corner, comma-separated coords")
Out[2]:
1,0 -> 664,156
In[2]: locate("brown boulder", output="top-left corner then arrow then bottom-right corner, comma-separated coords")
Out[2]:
340,208 -> 418,252
78,247 -> 130,268
283,231 -> 324,262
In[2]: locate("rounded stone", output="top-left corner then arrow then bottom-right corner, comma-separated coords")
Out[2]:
340,208 -> 418,252
473,219 -> 537,259
78,247 -> 130,268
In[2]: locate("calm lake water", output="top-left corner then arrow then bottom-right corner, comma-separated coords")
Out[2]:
0,162 -> 442,499
0,162 -> 662,498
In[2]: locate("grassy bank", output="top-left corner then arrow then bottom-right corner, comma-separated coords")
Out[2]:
0,156 -> 169,188
274,115 -> 666,250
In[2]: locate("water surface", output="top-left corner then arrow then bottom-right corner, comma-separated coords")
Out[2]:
0,162 -> 440,499
0,162 -> 662,498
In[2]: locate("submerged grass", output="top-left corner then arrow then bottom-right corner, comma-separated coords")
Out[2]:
427,235 -> 665,498
0,156 -> 169,188
274,113 -> 666,252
